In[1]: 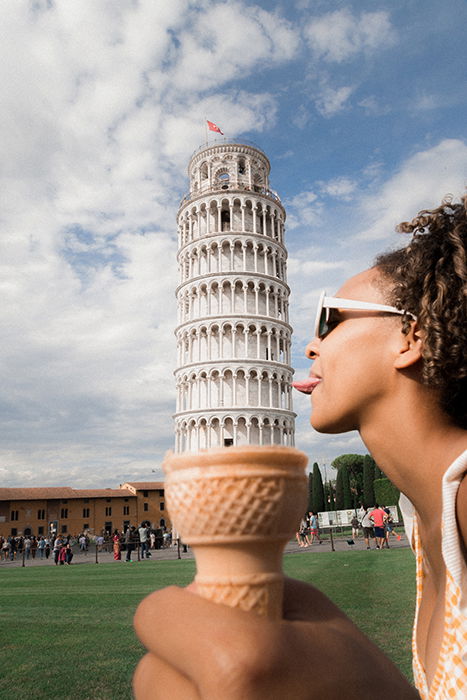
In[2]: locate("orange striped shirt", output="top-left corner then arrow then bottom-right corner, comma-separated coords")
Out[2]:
401,450 -> 467,699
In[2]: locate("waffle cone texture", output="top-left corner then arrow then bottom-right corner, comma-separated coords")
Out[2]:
163,445 -> 308,618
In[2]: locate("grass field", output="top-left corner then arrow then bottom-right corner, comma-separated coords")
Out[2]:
0,549 -> 415,700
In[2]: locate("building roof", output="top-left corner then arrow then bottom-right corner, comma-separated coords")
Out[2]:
0,487 -> 134,501
122,482 -> 164,490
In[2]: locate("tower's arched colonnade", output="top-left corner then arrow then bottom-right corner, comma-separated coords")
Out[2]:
174,142 -> 296,450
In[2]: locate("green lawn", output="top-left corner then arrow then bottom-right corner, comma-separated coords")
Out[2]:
0,549 -> 415,700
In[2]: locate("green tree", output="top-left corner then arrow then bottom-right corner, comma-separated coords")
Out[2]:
312,462 -> 325,512
374,478 -> 400,510
331,454 -> 365,505
307,471 -> 313,512
342,465 -> 352,509
374,463 -> 385,479
363,454 -> 375,507
328,481 -> 336,511
335,468 -> 344,509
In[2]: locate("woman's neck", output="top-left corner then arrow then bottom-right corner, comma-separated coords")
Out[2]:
359,400 -> 466,526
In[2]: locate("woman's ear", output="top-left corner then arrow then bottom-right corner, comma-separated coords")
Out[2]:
393,322 -> 424,369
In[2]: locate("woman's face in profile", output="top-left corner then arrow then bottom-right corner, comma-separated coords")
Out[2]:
305,268 -> 400,435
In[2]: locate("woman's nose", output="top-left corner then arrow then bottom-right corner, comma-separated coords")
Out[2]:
305,338 -> 319,360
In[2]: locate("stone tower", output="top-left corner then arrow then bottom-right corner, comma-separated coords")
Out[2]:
174,140 -> 295,452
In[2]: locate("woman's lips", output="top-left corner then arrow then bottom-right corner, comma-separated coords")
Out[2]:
292,376 -> 322,395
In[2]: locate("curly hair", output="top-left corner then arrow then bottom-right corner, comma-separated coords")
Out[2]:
374,195 -> 467,428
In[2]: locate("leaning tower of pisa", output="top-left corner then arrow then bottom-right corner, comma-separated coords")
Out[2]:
174,140 -> 295,452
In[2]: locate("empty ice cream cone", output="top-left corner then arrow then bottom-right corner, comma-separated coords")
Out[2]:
162,445 -> 308,619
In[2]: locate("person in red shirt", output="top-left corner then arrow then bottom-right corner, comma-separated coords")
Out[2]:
369,504 -> 387,549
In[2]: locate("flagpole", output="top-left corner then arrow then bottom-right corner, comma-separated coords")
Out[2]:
204,118 -> 208,146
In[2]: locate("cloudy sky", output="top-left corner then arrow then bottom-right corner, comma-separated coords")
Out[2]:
2,0 -> 466,487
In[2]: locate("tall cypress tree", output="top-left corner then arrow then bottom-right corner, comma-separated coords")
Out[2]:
363,454 -> 375,507
342,465 -> 352,509
307,471 -> 313,512
312,462 -> 325,513
328,481 -> 336,511
335,468 -> 344,509
374,464 -> 385,479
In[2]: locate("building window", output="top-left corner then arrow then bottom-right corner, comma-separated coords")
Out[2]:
105,507 -> 112,516
37,509 -> 46,520
143,490 -> 149,498
10,510 -> 19,521
82,508 -> 90,518
60,508 -> 68,519
221,211 -> 230,229
143,503 -> 149,512
84,498 -> 89,503
123,506 -> 129,515
106,498 -> 111,503
83,523 -> 89,530
124,498 -> 129,502
38,526 -> 44,535
61,525 -> 67,534
159,489 -> 164,497
160,502 -> 165,511
11,528 -> 17,536
160,519 -> 166,528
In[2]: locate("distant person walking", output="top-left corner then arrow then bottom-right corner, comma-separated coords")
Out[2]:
113,530 -> 122,561
37,537 -> 46,558
296,518 -> 310,547
125,526 -> 136,562
369,504 -> 388,549
351,515 -> 360,540
53,536 -> 63,565
138,523 -> 151,559
58,543 -> 67,565
383,507 -> 402,546
309,512 -> 322,544
361,508 -> 375,549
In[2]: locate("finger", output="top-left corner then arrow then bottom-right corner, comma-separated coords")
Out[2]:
134,586 -> 278,689
133,652 -> 201,700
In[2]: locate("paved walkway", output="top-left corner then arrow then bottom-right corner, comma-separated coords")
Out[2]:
0,532 -> 409,568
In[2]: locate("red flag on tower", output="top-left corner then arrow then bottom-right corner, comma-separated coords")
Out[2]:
207,120 -> 224,135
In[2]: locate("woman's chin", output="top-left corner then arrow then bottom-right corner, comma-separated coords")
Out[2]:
310,412 -> 356,434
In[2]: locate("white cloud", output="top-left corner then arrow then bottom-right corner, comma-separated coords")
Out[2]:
291,104 -> 310,130
169,3 -> 298,92
285,189 -> 321,229
314,84 -> 354,117
358,139 -> 467,240
305,9 -> 396,63
318,177 -> 357,200
358,96 -> 390,116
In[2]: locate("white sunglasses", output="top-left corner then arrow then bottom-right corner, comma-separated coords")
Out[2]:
314,291 -> 416,339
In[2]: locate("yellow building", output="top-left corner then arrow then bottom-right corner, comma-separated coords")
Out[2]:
121,482 -> 168,531
0,481 -> 170,538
